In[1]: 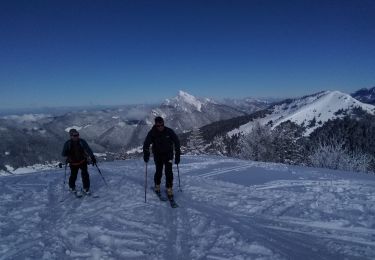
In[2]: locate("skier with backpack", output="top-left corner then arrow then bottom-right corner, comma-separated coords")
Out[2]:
143,116 -> 181,201
62,128 -> 96,195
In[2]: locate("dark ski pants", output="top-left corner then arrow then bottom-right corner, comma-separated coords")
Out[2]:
154,155 -> 173,188
69,163 -> 90,191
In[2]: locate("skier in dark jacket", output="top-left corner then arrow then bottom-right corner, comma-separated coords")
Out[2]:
143,116 -> 181,199
62,129 -> 96,194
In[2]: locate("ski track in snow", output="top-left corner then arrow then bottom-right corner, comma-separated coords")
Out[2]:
0,156 -> 375,260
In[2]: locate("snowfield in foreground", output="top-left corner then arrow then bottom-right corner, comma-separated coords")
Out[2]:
1,156 -> 375,260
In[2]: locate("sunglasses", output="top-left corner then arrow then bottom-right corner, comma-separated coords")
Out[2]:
71,134 -> 79,137
155,124 -> 164,128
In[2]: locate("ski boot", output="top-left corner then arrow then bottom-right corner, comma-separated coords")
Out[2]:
154,184 -> 161,196
82,188 -> 91,196
167,187 -> 174,200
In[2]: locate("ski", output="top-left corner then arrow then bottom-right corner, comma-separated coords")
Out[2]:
82,191 -> 100,198
59,190 -> 99,203
168,198 -> 179,208
59,194 -> 70,203
152,187 -> 178,207
151,187 -> 168,201
150,188 -> 179,208
59,190 -> 82,203
74,190 -> 83,198
81,188 -> 99,198
165,190 -> 179,208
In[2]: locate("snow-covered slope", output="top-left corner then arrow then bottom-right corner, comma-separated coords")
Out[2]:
1,156 -> 374,259
230,90 -> 375,136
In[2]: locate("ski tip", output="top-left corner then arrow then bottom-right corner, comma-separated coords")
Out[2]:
169,200 -> 179,208
75,192 -> 83,198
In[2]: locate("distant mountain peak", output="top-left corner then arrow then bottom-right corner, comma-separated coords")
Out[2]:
177,90 -> 202,108
164,90 -> 207,112
178,90 -> 192,98
351,86 -> 375,105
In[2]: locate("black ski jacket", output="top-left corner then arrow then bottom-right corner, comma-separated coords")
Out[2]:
62,138 -> 94,164
143,126 -> 180,160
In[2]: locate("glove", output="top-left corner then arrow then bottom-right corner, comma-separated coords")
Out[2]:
143,151 -> 150,163
91,156 -> 97,165
174,153 -> 180,165
58,162 -> 63,168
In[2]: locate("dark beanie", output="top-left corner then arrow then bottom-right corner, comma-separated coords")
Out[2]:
154,116 -> 164,124
69,128 -> 79,135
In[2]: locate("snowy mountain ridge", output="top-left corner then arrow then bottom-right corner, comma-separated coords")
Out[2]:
3,89 -> 373,171
1,113 -> 52,122
1,91 -> 263,170
229,90 -> 375,136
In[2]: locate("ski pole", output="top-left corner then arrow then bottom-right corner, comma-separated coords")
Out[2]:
145,162 -> 148,203
94,163 -> 109,187
177,164 -> 182,192
64,161 -> 67,185
60,160 -> 68,200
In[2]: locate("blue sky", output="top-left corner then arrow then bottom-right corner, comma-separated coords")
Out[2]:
0,0 -> 374,109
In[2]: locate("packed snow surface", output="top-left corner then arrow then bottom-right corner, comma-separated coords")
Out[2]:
1,156 -> 374,259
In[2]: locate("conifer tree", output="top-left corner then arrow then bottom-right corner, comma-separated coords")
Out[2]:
187,127 -> 205,155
